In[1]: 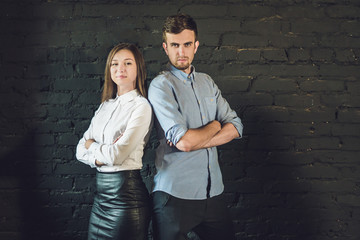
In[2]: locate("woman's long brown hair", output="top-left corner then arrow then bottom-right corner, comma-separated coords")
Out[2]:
101,43 -> 147,103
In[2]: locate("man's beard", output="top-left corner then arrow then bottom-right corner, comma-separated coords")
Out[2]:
173,58 -> 190,71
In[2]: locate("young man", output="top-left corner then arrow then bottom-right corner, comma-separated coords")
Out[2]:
148,13 -> 243,240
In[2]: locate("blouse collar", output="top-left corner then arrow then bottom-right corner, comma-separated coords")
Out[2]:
113,89 -> 139,104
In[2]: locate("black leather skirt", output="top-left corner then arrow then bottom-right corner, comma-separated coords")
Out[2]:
88,170 -> 151,240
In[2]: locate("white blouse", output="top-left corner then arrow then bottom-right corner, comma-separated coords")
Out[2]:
76,90 -> 153,172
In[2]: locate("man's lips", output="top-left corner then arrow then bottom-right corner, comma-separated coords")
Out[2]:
177,58 -> 187,62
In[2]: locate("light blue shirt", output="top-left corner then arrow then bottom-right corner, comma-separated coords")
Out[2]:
148,64 -> 243,200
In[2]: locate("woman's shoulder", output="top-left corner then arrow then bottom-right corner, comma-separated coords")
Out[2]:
134,94 -> 151,108
130,95 -> 152,118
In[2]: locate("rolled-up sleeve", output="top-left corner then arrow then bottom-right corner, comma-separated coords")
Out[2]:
148,77 -> 188,145
210,76 -> 243,138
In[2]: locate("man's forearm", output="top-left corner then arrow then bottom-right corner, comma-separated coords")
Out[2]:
202,123 -> 240,149
175,120 -> 221,152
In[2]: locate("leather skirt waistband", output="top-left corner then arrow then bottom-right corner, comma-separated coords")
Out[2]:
94,170 -> 150,209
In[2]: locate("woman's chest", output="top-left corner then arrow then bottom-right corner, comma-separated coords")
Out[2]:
92,102 -> 134,142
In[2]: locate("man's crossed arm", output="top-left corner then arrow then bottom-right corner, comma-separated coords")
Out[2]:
174,121 -> 239,152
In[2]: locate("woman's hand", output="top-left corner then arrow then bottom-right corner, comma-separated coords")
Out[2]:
113,133 -> 123,144
85,139 -> 105,167
95,160 -> 105,167
85,139 -> 95,149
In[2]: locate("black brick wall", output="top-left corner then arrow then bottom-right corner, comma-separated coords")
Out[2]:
1,0 -> 359,240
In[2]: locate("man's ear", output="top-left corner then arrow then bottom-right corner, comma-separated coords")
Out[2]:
162,42 -> 168,55
194,41 -> 200,54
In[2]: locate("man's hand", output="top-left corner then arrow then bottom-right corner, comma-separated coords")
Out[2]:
167,140 -> 174,147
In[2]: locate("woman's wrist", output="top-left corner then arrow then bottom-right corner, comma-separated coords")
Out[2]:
95,160 -> 105,167
85,139 -> 95,149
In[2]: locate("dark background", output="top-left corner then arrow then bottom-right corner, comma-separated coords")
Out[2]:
0,0 -> 359,239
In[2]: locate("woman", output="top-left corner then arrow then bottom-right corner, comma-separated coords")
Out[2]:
76,43 -> 152,240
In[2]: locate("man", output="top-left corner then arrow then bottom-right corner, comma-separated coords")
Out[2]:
148,13 -> 243,240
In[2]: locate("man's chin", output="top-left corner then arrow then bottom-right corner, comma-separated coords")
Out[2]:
174,63 -> 190,71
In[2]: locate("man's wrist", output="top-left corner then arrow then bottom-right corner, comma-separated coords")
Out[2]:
209,120 -> 221,132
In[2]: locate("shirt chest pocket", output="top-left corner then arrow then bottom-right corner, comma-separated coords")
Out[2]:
203,96 -> 217,120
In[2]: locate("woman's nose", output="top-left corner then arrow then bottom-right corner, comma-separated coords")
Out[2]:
118,64 -> 125,72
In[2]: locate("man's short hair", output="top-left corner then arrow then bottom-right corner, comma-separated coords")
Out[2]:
162,13 -> 198,42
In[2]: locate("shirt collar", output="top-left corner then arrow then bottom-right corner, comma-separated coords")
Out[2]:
167,63 -> 195,83
113,89 -> 139,104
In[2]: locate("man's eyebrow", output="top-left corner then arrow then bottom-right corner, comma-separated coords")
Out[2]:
169,42 -> 193,45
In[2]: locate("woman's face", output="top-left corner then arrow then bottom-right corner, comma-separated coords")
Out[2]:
110,49 -> 137,95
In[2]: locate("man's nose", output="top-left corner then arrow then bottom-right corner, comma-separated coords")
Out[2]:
178,46 -> 185,55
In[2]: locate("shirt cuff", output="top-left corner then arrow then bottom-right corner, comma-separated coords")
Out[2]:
167,124 -> 188,145
232,121 -> 243,139
88,142 -> 100,168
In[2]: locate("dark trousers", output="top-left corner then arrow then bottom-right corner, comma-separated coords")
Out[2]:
151,191 -> 235,240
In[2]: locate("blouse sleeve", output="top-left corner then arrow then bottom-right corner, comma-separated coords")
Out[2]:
75,104 -> 104,168
76,127 -> 97,168
87,101 -> 152,166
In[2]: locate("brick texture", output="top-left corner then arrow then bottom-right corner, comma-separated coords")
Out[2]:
0,0 -> 359,240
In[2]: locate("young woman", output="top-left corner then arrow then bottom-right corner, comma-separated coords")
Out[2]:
76,43 -> 152,240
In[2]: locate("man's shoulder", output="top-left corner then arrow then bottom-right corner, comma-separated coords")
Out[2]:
153,70 -> 172,80
150,70 -> 174,87
195,71 -> 212,81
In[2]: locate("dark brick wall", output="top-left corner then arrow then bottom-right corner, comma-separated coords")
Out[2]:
0,0 -> 359,239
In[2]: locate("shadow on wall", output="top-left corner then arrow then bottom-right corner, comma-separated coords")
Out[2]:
0,3 -> 58,240
230,106 -> 320,239
0,132 -> 58,240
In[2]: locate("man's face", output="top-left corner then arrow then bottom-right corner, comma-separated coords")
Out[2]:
163,29 -> 199,74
